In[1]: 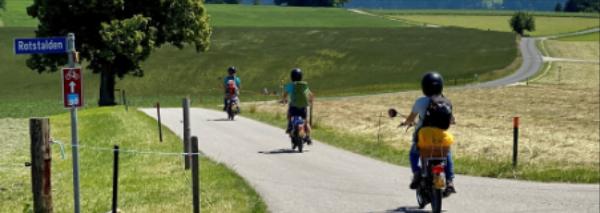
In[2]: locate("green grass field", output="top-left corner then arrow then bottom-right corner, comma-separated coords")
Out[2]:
0,25 -> 517,118
0,108 -> 267,212
557,32 -> 600,42
369,9 -> 600,18
208,4 -> 407,28
0,0 -> 37,27
0,0 -> 406,28
381,14 -> 600,36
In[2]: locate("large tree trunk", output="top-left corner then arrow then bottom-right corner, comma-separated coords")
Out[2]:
98,68 -> 117,106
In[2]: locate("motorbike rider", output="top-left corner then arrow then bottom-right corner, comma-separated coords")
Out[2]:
281,68 -> 314,144
400,72 -> 456,194
223,66 -> 241,111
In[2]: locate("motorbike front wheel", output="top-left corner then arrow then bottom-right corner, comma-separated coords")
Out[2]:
416,188 -> 427,209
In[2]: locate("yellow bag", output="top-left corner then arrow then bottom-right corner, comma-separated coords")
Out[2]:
417,127 -> 454,157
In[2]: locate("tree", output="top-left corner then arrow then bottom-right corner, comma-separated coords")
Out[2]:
554,2 -> 563,12
205,0 -> 240,4
274,0 -> 349,7
0,0 -> 5,10
254,0 -> 262,5
509,11 -> 535,36
564,0 -> 600,12
26,0 -> 212,106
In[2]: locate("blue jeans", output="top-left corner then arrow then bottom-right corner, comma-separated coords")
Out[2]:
410,142 -> 455,181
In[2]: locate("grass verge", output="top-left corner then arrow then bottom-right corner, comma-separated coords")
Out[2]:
0,107 -> 266,212
556,32 -> 600,42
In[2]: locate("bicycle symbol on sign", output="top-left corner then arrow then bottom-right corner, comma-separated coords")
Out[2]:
65,70 -> 80,80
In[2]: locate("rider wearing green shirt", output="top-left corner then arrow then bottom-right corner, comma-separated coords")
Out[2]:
281,68 -> 314,144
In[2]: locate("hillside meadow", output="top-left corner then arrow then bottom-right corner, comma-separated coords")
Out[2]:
0,3 -> 517,118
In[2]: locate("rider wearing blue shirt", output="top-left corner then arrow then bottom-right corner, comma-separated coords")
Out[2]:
223,66 -> 241,111
401,72 -> 456,194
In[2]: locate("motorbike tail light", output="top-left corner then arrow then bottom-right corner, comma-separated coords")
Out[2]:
432,165 -> 444,175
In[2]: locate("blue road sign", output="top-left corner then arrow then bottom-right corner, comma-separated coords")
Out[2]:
14,37 -> 68,54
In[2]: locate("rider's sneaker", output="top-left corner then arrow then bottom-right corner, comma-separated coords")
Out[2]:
305,136 -> 312,145
445,180 -> 457,194
409,175 -> 420,190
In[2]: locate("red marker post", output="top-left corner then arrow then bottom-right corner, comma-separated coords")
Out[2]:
513,117 -> 519,168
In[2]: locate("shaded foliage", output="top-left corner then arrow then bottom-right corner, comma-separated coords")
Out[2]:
564,0 -> 600,12
509,11 -> 536,36
274,0 -> 349,7
206,0 -> 241,4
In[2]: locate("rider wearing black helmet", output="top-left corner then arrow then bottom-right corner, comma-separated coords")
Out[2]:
223,66 -> 241,111
281,68 -> 314,144
400,72 -> 456,194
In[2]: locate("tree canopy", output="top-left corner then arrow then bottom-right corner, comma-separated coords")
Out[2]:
26,0 -> 212,106
0,0 -> 5,10
509,11 -> 535,36
274,0 -> 350,7
564,0 -> 600,12
205,0 -> 241,4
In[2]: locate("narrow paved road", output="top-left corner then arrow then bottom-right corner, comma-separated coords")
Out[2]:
141,108 -> 599,213
466,37 -> 542,88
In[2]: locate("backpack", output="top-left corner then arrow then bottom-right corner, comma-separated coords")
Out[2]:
291,81 -> 309,108
227,80 -> 237,96
422,95 -> 453,130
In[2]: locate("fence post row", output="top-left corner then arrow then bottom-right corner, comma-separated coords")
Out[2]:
183,97 -> 191,170
30,118 -> 53,213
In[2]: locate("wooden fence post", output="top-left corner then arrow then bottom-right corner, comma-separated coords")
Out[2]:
513,117 -> 520,168
112,145 -> 120,213
156,102 -> 163,142
183,97 -> 191,170
30,118 -> 53,213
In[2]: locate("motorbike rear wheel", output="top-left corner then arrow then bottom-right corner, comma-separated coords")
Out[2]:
431,189 -> 443,213
227,104 -> 235,120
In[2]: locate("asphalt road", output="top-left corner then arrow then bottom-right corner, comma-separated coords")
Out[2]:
466,37 -> 542,88
141,108 -> 600,213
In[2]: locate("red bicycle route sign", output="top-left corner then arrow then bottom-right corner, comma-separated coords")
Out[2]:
62,67 -> 84,108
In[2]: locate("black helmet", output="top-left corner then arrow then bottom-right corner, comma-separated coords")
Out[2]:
227,66 -> 237,74
421,72 -> 444,96
291,68 -> 302,81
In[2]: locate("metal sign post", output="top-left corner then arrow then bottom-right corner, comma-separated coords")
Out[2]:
15,33 -> 81,213
66,33 -> 81,213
